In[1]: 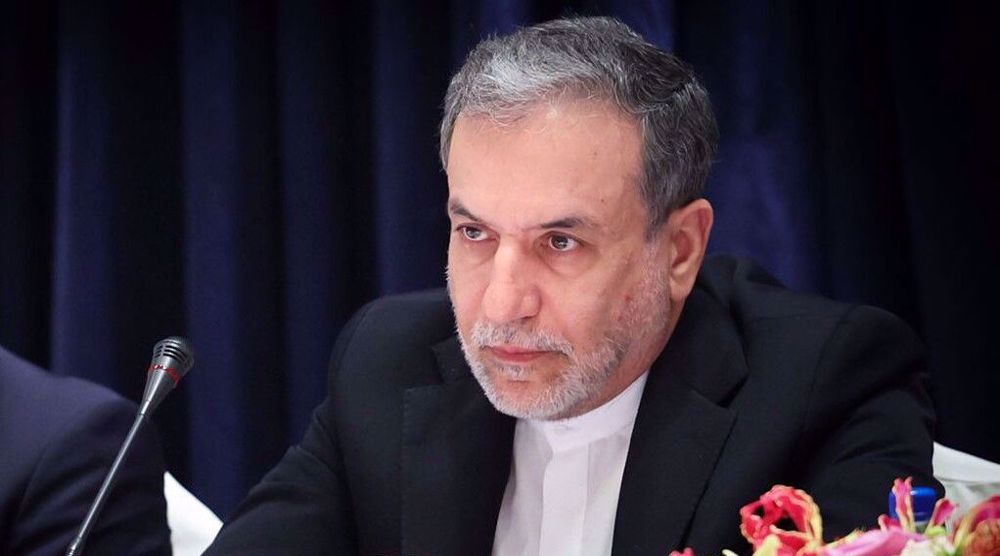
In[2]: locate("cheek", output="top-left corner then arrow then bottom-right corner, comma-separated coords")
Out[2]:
448,257 -> 489,327
541,291 -> 613,343
615,287 -> 644,322
542,275 -> 637,343
448,238 -> 493,282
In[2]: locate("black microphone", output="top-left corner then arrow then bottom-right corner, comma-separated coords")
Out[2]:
66,337 -> 194,556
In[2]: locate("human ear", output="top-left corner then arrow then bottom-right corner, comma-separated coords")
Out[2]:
662,199 -> 714,303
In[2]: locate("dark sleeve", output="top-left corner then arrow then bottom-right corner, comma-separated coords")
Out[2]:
204,303 -> 375,556
10,397 -> 171,556
794,305 -> 940,541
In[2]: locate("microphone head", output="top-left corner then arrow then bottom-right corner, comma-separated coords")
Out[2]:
152,336 -> 194,377
140,336 -> 194,416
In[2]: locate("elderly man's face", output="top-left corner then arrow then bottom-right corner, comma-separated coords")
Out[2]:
446,99 -> 675,420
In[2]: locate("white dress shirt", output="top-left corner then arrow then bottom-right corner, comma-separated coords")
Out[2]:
492,372 -> 649,556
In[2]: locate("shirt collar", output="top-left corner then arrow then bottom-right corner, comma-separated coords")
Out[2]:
524,371 -> 649,453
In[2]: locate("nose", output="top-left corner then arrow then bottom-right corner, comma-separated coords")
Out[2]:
482,242 -> 541,324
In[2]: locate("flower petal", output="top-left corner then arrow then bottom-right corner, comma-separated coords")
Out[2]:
965,518 -> 1000,556
752,534 -> 782,556
739,485 -> 825,555
822,529 -> 924,556
878,515 -> 902,532
929,498 -> 956,529
955,496 -> 1000,550
892,477 -> 916,532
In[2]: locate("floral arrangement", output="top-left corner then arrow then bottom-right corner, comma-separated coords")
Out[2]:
671,478 -> 1000,556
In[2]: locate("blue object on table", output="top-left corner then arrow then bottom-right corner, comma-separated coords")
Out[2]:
888,486 -> 938,526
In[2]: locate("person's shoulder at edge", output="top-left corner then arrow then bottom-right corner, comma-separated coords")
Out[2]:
1,346 -> 133,423
0,345 -> 171,556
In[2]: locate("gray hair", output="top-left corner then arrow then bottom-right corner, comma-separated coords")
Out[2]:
440,16 -> 718,232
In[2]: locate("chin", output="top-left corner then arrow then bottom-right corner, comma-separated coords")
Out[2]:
487,369 -> 552,413
479,367 -> 588,420
494,378 -> 549,404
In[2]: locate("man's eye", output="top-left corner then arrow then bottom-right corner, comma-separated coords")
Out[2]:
460,226 -> 488,241
548,235 -> 579,252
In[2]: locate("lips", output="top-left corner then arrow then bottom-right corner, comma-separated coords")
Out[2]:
485,345 -> 550,364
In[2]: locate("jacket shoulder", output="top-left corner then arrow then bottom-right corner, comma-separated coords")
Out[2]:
697,255 -> 851,321
337,289 -> 454,357
328,289 -> 456,389
696,255 -> 921,358
0,346 -> 170,555
0,347 -> 137,448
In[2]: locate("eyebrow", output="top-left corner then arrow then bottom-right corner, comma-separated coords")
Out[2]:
448,200 -> 598,230
539,216 -> 594,230
448,200 -> 478,221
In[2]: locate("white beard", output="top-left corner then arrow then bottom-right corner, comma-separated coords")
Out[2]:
454,257 -> 670,420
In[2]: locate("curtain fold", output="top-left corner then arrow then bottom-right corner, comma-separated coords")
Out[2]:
181,0 -> 289,512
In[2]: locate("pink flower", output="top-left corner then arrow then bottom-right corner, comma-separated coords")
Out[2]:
955,496 -> 1000,553
822,529 -> 925,556
668,548 -> 696,556
740,485 -> 824,556
965,518 -> 1000,556
877,515 -> 902,532
878,478 -> 916,532
878,477 -> 954,533
966,496 -> 1000,530
928,498 -> 957,529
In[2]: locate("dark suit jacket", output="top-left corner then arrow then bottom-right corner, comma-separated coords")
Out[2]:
0,346 -> 172,555
207,256 -> 938,555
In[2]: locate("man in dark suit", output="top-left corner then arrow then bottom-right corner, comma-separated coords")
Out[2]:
206,17 -> 937,555
0,345 -> 172,555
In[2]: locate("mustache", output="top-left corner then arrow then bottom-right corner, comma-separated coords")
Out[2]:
470,321 -> 573,355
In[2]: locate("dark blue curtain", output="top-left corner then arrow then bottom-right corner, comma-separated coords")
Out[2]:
2,1 -> 997,517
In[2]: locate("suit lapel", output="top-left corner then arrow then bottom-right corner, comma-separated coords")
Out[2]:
401,337 -> 515,556
612,289 -> 748,555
